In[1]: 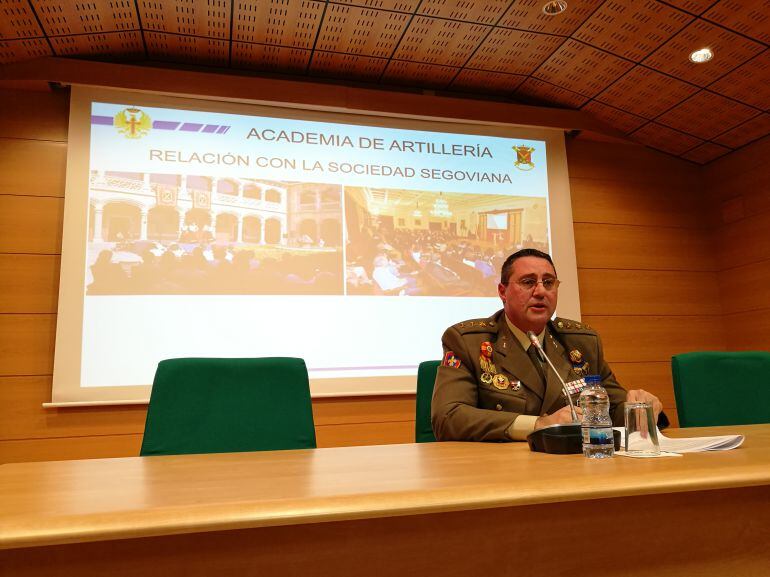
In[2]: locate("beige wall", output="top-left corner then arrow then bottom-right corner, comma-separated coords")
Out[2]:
0,85 -> 751,464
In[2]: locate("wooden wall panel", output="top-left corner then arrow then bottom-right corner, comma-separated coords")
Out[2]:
570,178 -> 703,228
715,210 -> 770,271
721,312 -> 770,351
0,255 -> 61,313
704,136 -> 770,352
0,434 -> 143,464
577,269 -> 721,316
565,138 -> 700,185
0,139 -> 67,197
312,396 -> 415,426
611,362 -> 676,406
583,315 -> 724,363
0,314 -> 57,376
717,259 -> 770,315
0,89 -> 69,141
0,376 -> 147,440
315,420 -> 414,449
0,196 -> 63,253
574,223 -> 716,271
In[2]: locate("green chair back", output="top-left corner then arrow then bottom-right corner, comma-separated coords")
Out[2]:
415,360 -> 441,443
672,351 -> 770,427
140,357 -> 316,456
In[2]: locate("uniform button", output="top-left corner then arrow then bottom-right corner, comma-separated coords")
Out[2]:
495,404 -> 503,411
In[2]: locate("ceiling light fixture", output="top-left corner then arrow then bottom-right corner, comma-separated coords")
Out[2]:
542,1 -> 567,15
689,47 -> 713,63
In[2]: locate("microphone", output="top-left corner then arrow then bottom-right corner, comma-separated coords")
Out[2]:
526,331 -> 578,422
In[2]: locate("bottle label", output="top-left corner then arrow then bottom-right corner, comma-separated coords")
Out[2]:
582,426 -> 613,445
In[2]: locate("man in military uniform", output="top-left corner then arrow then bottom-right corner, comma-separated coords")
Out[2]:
431,248 -> 662,442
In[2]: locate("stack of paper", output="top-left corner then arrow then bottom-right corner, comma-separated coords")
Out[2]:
614,427 -> 745,454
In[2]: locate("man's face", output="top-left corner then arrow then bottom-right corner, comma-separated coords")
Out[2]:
498,256 -> 558,334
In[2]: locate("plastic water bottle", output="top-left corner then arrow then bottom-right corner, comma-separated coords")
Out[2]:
579,375 -> 614,458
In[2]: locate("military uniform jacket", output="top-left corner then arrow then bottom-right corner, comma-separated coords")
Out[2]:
431,309 -> 628,442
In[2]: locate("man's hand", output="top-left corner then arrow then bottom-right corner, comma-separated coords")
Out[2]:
535,405 -> 582,430
626,389 -> 663,421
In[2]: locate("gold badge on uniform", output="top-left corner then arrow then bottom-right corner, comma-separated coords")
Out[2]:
511,380 -> 522,391
481,372 -> 493,384
569,349 -> 589,377
493,374 -> 509,390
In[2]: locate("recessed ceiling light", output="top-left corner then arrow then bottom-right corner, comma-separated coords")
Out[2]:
542,1 -> 568,15
689,48 -> 713,63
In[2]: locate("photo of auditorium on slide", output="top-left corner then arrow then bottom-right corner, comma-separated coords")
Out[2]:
85,172 -> 344,295
345,186 -> 548,297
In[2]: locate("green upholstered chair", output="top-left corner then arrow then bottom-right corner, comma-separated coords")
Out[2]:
140,357 -> 317,456
672,351 -> 770,428
415,360 -> 441,443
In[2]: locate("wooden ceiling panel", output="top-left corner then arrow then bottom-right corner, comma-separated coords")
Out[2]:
643,19 -> 765,87
314,5 -> 409,58
534,40 -> 634,97
710,49 -> 770,111
631,122 -> 704,155
381,60 -> 458,88
573,0 -> 693,62
139,0 -> 229,39
417,0 -> 511,25
703,0 -> 770,44
309,51 -> 388,81
0,0 -> 44,39
662,0 -> 716,14
331,0 -> 419,11
393,17 -> 488,67
233,0 -> 324,48
50,31 -> 144,58
32,0 -> 139,35
232,42 -> 310,72
657,90 -> 760,140
465,29 -> 563,75
515,77 -> 590,108
682,142 -> 732,164
582,101 -> 648,133
594,65 -> 699,119
714,113 -> 770,148
0,38 -> 51,64
498,0 -> 604,36
145,32 -> 228,66
449,69 -> 526,94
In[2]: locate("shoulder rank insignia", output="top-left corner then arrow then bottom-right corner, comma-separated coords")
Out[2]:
442,351 -> 461,369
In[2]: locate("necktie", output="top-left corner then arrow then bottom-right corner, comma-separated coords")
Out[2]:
527,344 -> 547,386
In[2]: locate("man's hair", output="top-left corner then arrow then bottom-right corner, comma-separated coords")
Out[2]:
500,248 -> 556,284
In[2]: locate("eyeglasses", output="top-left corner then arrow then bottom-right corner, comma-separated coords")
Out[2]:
510,277 -> 560,292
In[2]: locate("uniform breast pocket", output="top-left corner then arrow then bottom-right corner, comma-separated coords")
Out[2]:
478,385 -> 528,413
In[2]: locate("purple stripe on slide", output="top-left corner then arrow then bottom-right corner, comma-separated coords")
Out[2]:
91,115 -> 113,125
202,124 -> 219,133
216,125 -> 231,134
180,123 -> 204,132
311,365 -> 419,372
153,121 -> 180,130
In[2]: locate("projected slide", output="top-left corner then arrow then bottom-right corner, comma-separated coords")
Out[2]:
52,90 -> 562,400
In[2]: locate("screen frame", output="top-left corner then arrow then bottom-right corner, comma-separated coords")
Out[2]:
50,85 -> 579,406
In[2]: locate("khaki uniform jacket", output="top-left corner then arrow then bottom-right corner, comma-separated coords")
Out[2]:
431,309 -> 628,442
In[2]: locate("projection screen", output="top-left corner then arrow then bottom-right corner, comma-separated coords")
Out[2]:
50,86 -> 579,405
